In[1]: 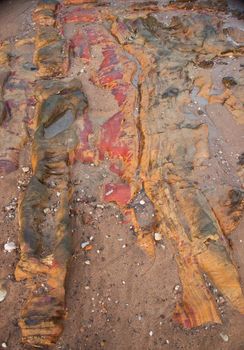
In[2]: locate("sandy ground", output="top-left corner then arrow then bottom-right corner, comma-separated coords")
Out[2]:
0,1 -> 244,350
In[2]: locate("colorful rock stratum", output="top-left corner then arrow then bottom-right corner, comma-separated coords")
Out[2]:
0,0 -> 244,348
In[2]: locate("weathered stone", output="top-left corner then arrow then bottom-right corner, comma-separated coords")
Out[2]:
11,0 -> 244,346
33,8 -> 56,26
35,40 -> 69,77
15,80 -> 87,347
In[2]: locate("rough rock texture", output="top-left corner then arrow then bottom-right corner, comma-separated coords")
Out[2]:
0,0 -> 244,349
15,79 -> 87,346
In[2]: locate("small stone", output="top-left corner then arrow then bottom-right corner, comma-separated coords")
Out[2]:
5,206 -> 14,212
154,232 -> 162,241
4,242 -> 17,253
0,288 -> 7,302
166,340 -> 170,344
81,241 -> 90,249
85,260 -> 90,265
85,286 -> 90,290
105,189 -> 114,196
149,331 -> 153,337
139,200 -> 145,205
43,208 -> 50,215
174,284 -> 180,291
217,296 -> 225,304
1,343 -> 7,348
122,280 -> 126,285
56,192 -> 61,197
22,166 -> 30,173
220,333 -> 229,342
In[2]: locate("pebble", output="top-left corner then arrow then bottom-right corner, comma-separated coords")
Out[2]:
139,200 -> 145,205
81,241 -> 90,249
84,260 -> 90,265
174,284 -> 180,291
154,232 -> 162,241
0,288 -> 7,302
22,166 -> 30,173
220,333 -> 229,342
5,205 -> 15,212
4,241 -> 17,253
105,189 -> 114,196
43,208 -> 51,215
1,343 -> 7,349
149,331 -> 153,337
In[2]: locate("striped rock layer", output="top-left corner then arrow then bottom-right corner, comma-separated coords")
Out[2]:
0,0 -> 241,346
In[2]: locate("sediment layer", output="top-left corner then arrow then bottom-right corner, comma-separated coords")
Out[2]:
1,0 -> 242,346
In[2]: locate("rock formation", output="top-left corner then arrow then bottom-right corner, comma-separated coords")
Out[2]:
0,0 -> 243,347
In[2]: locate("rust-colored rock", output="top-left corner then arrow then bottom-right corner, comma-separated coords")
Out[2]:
33,0 -> 69,78
15,79 -> 87,346
8,0 -> 244,347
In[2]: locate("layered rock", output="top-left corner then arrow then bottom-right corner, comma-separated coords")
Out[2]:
33,0 -> 69,78
0,39 -> 36,174
15,79 -> 87,346
13,0 -> 244,346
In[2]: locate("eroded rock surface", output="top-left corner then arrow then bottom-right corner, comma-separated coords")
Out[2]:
0,0 -> 244,347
